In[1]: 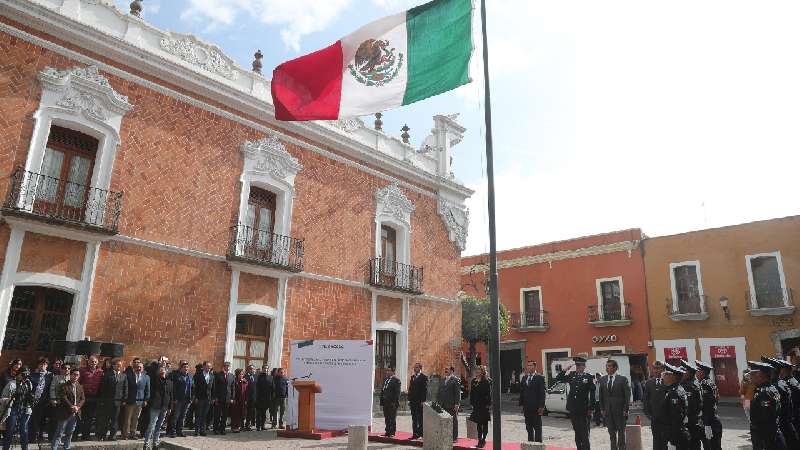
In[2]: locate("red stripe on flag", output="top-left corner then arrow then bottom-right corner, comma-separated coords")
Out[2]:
271,41 -> 343,121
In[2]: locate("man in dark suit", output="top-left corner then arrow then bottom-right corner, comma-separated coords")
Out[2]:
192,361 -> 214,436
96,358 -> 127,441
599,359 -> 631,450
519,360 -> 546,442
213,361 -> 235,435
380,366 -> 401,437
407,362 -> 428,440
643,361 -> 668,450
438,366 -> 461,441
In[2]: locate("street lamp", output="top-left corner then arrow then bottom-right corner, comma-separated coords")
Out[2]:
719,296 -> 730,320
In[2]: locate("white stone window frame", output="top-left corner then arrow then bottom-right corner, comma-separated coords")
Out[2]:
669,260 -> 706,314
21,66 -> 132,214
591,345 -> 626,356
370,293 -> 409,393
519,286 -> 543,327
224,135 -> 302,369
745,251 -> 791,310
595,276 -> 626,321
374,183 -> 414,267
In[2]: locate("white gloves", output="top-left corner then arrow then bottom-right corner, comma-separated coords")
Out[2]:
667,444 -> 677,450
704,425 -> 713,440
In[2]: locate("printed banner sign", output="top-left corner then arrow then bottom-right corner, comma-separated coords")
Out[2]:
710,345 -> 736,359
286,339 -> 374,430
664,347 -> 688,360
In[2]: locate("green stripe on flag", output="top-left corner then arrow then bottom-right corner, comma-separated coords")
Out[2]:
402,0 -> 473,106
297,339 -> 314,348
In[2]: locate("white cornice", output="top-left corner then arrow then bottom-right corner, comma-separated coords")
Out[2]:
0,0 -> 474,201
461,240 -> 641,274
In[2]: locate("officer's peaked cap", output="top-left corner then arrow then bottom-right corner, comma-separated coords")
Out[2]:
748,360 -> 774,374
662,363 -> 685,375
679,360 -> 697,373
694,360 -> 713,372
573,356 -> 587,365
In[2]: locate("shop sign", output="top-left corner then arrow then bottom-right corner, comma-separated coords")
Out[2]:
592,335 -> 618,344
710,345 -> 736,359
664,347 -> 688,360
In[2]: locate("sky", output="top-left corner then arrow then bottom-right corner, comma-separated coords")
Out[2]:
116,0 -> 800,256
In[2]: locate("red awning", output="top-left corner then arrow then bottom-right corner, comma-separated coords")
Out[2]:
664,347 -> 688,360
710,345 -> 736,359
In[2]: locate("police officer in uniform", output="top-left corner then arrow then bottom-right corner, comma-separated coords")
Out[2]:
781,359 -> 800,441
644,361 -> 668,450
661,363 -> 690,450
749,360 -> 787,450
556,356 -> 595,450
694,360 -> 722,450
763,357 -> 799,448
679,361 -> 703,450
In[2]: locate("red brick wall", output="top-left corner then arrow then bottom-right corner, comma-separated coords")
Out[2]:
0,225 -> 10,271
408,299 -> 462,377
376,295 -> 402,323
18,232 -> 84,279
86,241 -> 231,365
237,272 -> 277,308
280,278 -> 372,368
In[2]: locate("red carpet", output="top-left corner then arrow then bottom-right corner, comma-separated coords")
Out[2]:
368,431 -> 575,449
278,428 -> 347,440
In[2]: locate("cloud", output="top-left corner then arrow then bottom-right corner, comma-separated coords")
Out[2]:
180,0 -> 352,51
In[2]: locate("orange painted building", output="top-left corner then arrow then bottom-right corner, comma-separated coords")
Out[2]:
461,229 -> 651,387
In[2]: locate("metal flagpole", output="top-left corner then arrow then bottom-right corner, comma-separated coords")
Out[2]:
479,0 -> 503,448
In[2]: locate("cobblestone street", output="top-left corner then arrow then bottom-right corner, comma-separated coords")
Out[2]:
156,404 -> 752,449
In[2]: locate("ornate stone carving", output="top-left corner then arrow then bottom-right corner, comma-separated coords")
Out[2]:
328,118 -> 365,133
241,135 -> 302,181
437,197 -> 469,251
376,183 -> 414,226
160,35 -> 240,80
38,65 -> 133,118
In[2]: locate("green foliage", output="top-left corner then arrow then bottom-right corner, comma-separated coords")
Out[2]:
461,296 -> 509,344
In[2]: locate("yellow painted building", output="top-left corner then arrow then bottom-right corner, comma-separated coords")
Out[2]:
643,215 -> 800,397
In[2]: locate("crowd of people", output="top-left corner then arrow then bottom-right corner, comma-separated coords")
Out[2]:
0,355 -> 290,450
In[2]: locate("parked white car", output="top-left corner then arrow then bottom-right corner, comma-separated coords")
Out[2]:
544,381 -> 569,415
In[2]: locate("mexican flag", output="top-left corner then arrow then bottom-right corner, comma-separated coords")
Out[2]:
271,0 -> 473,121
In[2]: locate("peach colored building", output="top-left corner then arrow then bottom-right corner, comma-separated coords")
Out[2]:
643,215 -> 800,396
0,0 -> 471,389
462,229 -> 651,387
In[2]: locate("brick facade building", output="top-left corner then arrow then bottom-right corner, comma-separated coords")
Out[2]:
0,0 -> 471,389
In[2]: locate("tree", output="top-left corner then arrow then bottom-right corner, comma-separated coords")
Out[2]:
461,295 -> 509,378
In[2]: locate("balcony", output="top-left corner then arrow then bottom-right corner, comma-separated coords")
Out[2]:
510,310 -> 550,332
227,224 -> 304,273
668,295 -> 709,321
746,288 -> 795,316
588,303 -> 632,327
368,257 -> 423,295
1,167 -> 122,235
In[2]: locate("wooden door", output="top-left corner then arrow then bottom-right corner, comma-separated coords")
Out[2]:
380,225 -> 397,285
233,314 -> 270,371
523,290 -> 542,326
34,126 -> 97,221
244,187 -> 276,261
374,330 -> 396,388
1,286 -> 73,368
600,280 -> 622,320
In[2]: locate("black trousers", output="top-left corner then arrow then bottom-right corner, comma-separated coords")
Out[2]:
606,413 -> 626,450
523,409 -> 542,442
701,418 -> 723,450
256,404 -> 268,429
688,423 -> 703,450
213,401 -> 230,432
569,413 -> 591,450
780,421 -> 799,450
410,402 -> 423,437
79,396 -> 99,437
194,400 -> 211,434
245,404 -> 257,429
95,399 -> 121,439
475,419 -> 488,442
751,428 -> 787,450
28,402 -> 49,441
383,404 -> 397,436
652,422 -> 668,450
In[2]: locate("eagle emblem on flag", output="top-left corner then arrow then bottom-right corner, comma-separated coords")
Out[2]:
348,38 -> 404,87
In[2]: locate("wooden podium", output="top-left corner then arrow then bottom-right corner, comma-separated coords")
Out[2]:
293,380 -> 322,433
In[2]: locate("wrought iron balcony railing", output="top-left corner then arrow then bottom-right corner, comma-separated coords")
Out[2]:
588,303 -> 632,323
368,257 -> 423,295
2,167 -> 122,234
510,310 -> 549,329
667,295 -> 707,315
227,224 -> 304,272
